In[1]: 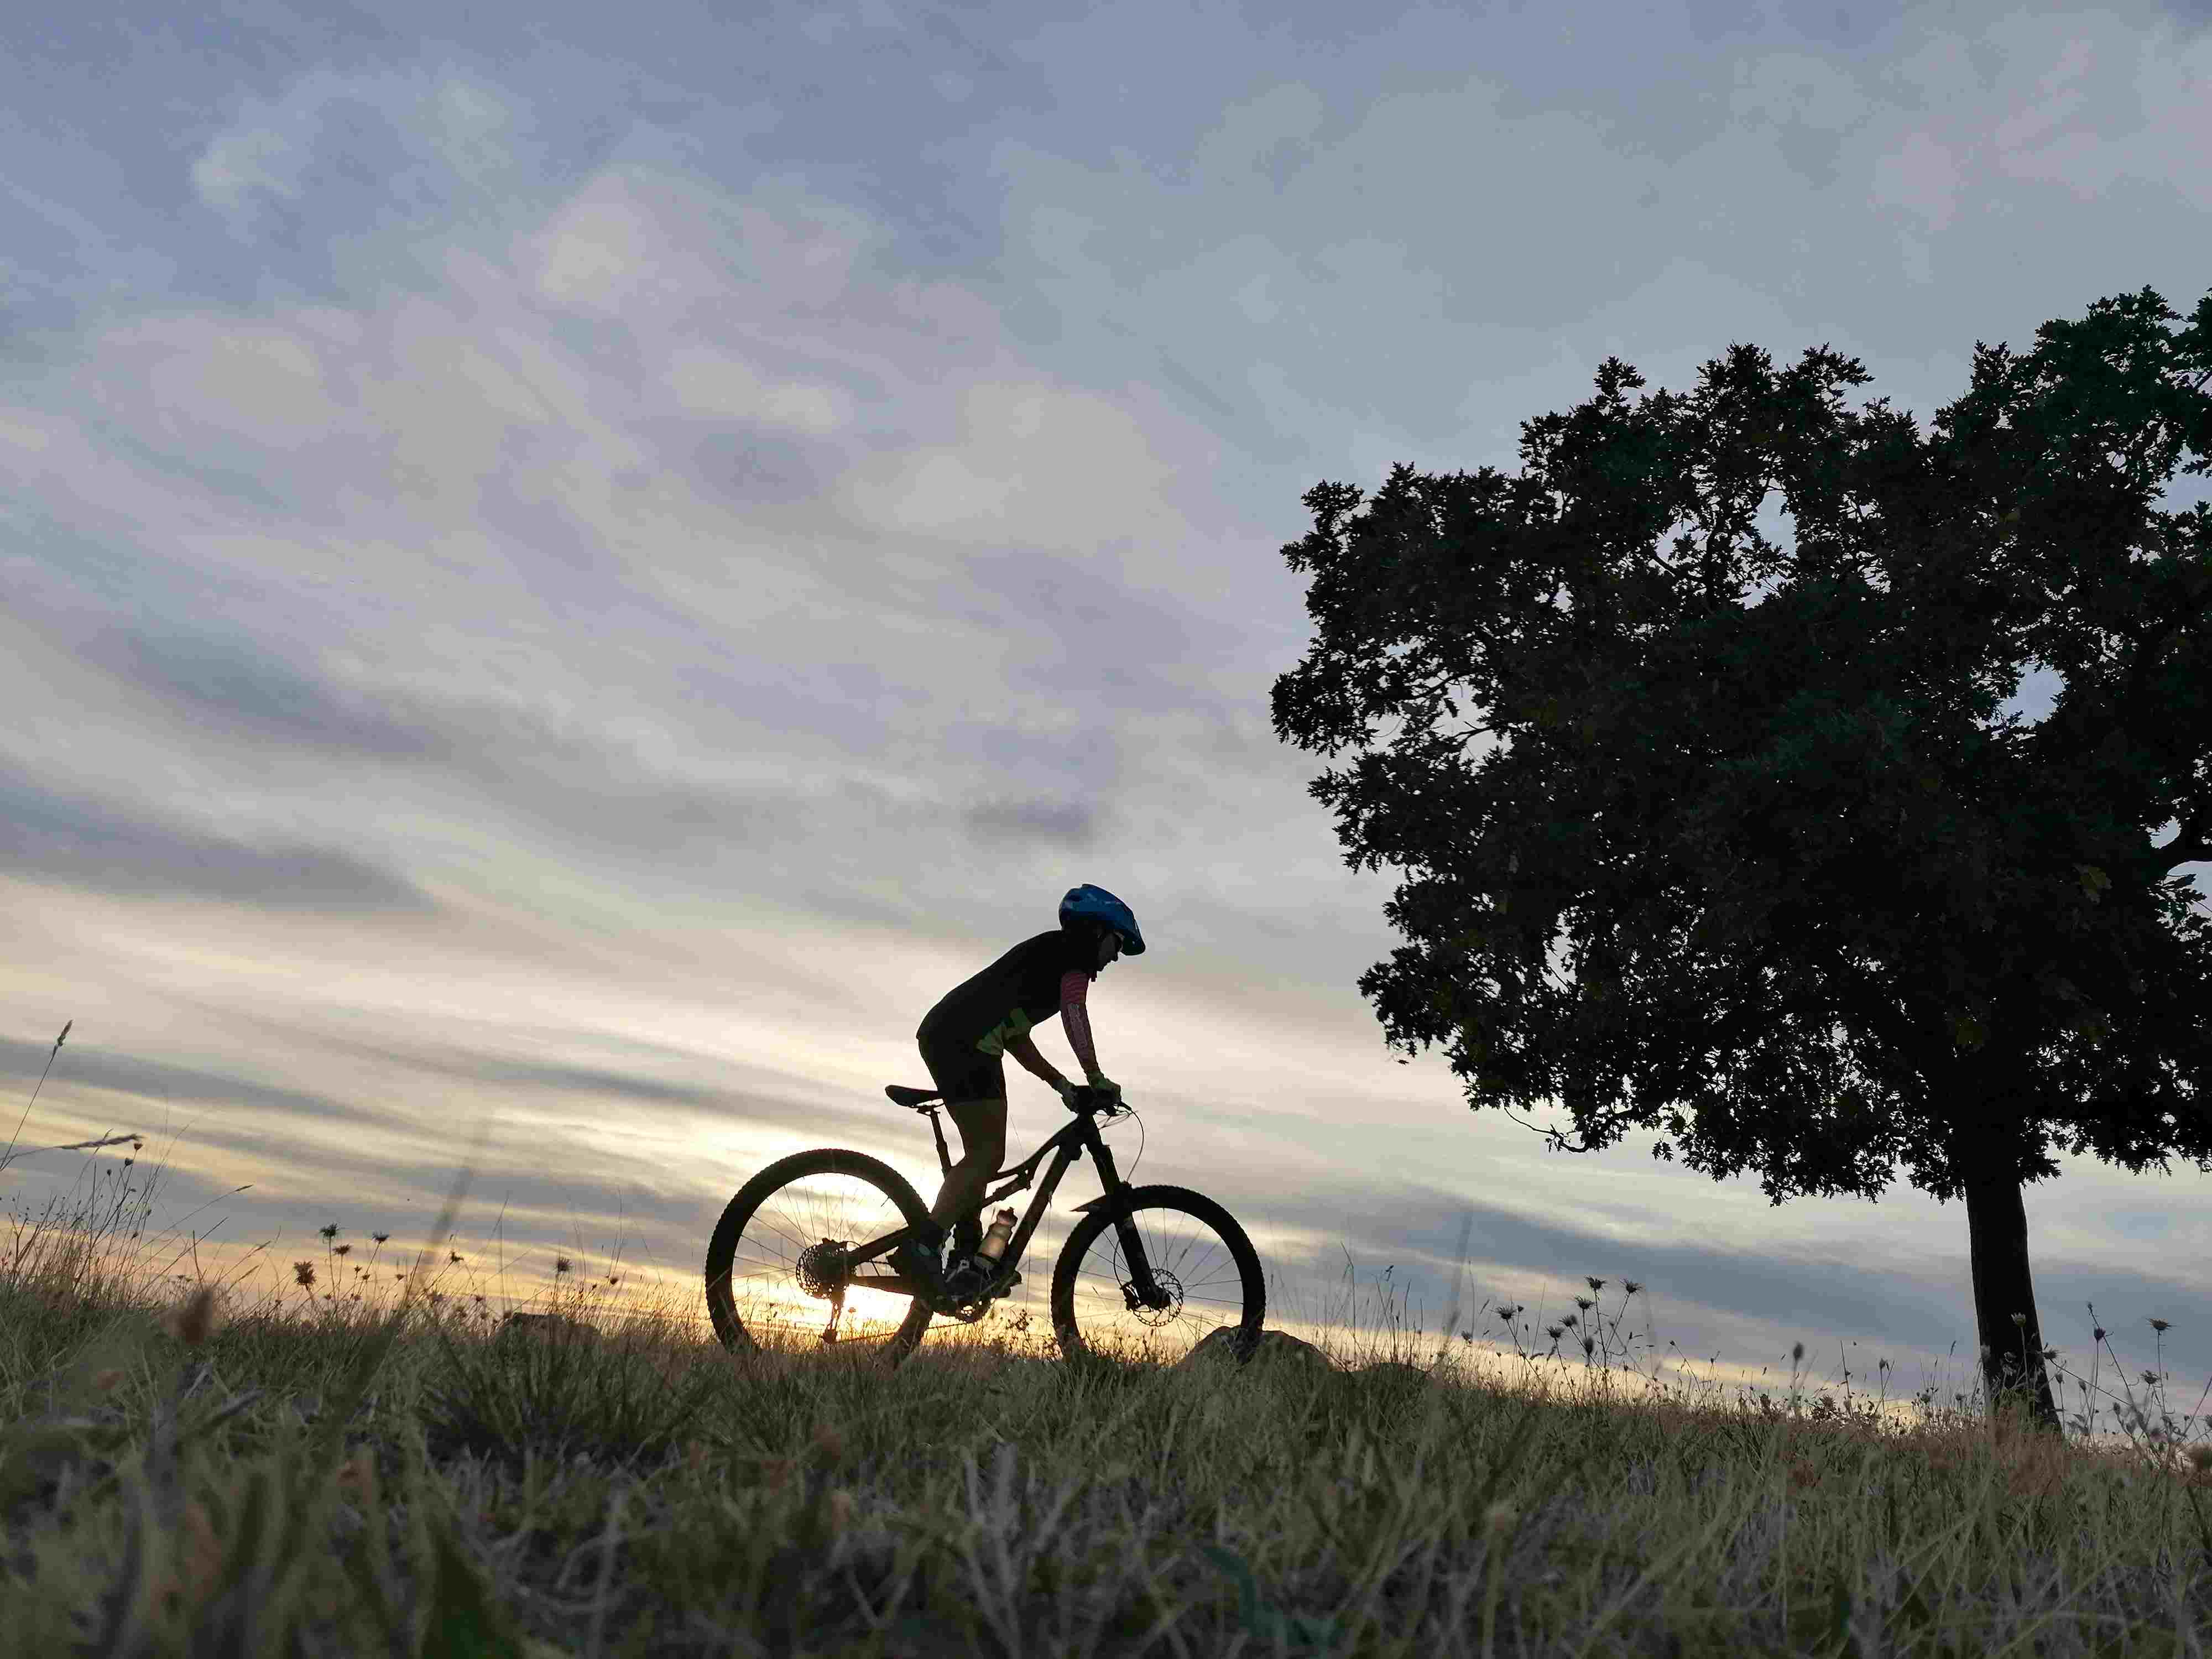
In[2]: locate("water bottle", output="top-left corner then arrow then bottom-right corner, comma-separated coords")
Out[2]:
975,1208 -> 1018,1265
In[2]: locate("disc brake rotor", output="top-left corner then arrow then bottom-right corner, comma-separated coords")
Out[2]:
1122,1269 -> 1183,1326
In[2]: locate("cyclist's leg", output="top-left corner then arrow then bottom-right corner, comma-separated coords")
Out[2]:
915,1034 -> 1008,1238
931,1095 -> 1008,1233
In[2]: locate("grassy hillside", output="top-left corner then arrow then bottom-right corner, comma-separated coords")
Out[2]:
4,1161 -> 2210,1655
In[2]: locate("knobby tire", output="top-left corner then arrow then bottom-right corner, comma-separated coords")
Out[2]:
703,1147 -> 937,1365
1049,1183 -> 1265,1367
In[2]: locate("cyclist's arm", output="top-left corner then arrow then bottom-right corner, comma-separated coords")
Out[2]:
1057,968 -> 1105,1083
1003,1031 -> 1068,1089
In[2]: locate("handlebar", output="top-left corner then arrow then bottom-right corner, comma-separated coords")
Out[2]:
1066,1083 -> 1129,1117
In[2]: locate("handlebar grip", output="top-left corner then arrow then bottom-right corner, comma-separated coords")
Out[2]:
1067,1083 -> 1126,1114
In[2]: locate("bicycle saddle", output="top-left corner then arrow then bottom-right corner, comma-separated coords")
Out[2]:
885,1084 -> 942,1111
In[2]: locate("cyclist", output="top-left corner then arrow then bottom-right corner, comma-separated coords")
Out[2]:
893,884 -> 1144,1302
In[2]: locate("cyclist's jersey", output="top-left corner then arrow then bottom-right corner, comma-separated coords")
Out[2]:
918,930 -> 1102,1074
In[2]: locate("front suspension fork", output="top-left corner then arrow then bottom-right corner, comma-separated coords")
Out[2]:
1089,1138 -> 1171,1312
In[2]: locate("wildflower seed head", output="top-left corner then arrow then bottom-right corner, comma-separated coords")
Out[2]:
1546,1324 -> 1564,1341
2093,1327 -> 2107,1342
320,1224 -> 339,1241
161,1286 -> 221,1348
372,1233 -> 389,1245
1581,1335 -> 1595,1357
2149,1318 -> 2172,1333
2010,1312 -> 2027,1327
293,1261 -> 316,1288
556,1256 -> 572,1276
335,1449 -> 374,1496
1585,1277 -> 1606,1293
1561,1313 -> 1578,1329
1574,1296 -> 1595,1312
450,1251 -> 463,1264
1623,1281 -> 1642,1296
2143,1370 -> 2161,1387
1791,1341 -> 1806,1364
333,1244 -> 351,1257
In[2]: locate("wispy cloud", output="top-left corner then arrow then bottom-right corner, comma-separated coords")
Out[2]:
0,761 -> 433,914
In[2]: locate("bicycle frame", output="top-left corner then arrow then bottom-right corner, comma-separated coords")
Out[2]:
856,1100 -> 1150,1306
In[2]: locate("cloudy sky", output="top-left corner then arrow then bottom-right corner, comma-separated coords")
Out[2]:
6,0 -> 2209,1407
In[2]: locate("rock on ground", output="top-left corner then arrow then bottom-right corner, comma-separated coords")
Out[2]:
1173,1327 -> 1334,1381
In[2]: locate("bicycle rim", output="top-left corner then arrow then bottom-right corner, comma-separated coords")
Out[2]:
1050,1185 -> 1264,1368
703,1149 -> 935,1358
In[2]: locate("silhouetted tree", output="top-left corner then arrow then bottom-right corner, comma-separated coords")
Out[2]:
1271,288 -> 2212,1430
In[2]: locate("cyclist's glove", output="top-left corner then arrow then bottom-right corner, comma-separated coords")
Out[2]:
1055,1076 -> 1125,1112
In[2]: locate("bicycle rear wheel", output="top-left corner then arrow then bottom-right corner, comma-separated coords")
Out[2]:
703,1148 -> 936,1360
1050,1184 -> 1264,1368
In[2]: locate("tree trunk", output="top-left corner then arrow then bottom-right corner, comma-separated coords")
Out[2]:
1954,1144 -> 2061,1432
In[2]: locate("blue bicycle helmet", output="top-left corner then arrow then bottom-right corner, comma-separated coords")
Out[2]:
1059,884 -> 1145,955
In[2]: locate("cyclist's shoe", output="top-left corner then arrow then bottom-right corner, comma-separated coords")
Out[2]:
890,1234 -> 946,1299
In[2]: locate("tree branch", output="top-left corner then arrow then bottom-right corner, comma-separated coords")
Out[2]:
1499,1099 -> 1637,1155
2157,823 -> 2212,873
2068,547 -> 2212,760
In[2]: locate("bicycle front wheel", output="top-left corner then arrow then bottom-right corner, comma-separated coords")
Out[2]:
1050,1184 -> 1264,1368
703,1147 -> 936,1360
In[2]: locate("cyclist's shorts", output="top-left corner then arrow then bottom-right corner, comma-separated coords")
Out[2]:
917,1029 -> 1006,1104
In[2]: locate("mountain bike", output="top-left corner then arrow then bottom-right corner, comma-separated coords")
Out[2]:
703,1082 -> 1264,1367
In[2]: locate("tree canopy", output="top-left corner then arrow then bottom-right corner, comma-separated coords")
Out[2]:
1271,286 -> 2212,1424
